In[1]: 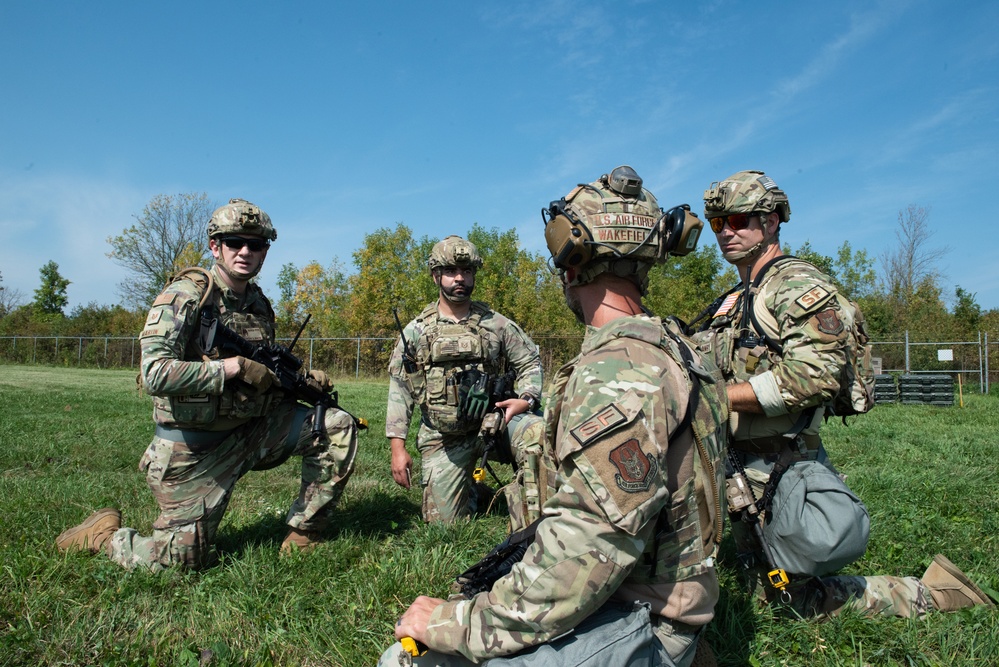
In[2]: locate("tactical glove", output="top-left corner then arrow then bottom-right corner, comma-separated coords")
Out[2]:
463,373 -> 490,421
307,369 -> 333,392
236,356 -> 277,393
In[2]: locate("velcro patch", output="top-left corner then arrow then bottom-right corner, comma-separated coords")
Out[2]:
152,292 -> 178,307
609,439 -> 659,493
794,286 -> 831,312
571,404 -> 626,447
140,326 -> 168,339
713,292 -> 740,319
145,309 -> 163,326
815,307 -> 844,335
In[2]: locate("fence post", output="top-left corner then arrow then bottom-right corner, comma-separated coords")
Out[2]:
356,337 -> 361,378
33,336 -> 37,363
986,331 -> 990,395
309,337 -> 314,371
904,330 -> 910,373
78,337 -> 83,363
131,338 -> 135,367
979,331 -> 984,394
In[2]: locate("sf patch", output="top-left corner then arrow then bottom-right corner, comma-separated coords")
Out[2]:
815,307 -> 844,335
609,439 -> 658,493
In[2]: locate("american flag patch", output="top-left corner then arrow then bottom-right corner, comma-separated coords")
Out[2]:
757,176 -> 777,190
713,292 -> 740,318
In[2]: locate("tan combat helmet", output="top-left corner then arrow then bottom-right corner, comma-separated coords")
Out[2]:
428,235 -> 483,272
543,165 -> 702,293
207,198 -> 278,241
702,170 -> 791,223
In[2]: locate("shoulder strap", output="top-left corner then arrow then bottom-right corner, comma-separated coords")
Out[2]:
168,266 -> 216,311
743,255 -> 801,354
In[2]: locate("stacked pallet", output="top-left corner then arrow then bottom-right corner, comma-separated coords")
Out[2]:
898,374 -> 954,406
873,374 -> 897,404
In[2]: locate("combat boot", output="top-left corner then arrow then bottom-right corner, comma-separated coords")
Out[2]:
280,527 -> 321,555
56,508 -> 121,555
922,554 -> 995,611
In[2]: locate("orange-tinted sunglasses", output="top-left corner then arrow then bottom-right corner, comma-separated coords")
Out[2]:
709,213 -> 758,234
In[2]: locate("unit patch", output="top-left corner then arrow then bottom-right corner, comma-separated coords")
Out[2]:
570,404 -> 626,446
712,292 -> 740,319
794,285 -> 831,311
815,307 -> 844,335
609,439 -> 658,493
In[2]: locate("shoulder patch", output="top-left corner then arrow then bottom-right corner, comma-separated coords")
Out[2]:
152,292 -> 178,308
794,285 -> 831,311
815,307 -> 845,335
608,439 -> 659,493
570,404 -> 627,446
145,309 -> 163,326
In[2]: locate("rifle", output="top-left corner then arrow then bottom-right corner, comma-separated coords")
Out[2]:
470,370 -> 518,486
725,448 -> 790,600
454,519 -> 541,597
392,308 -> 418,374
199,309 -> 367,438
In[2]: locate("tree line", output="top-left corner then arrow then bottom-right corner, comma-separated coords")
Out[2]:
1,195 -> 995,349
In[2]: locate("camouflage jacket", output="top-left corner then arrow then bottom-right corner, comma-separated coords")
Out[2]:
139,264 -> 278,430
385,301 -> 543,438
693,257 -> 851,442
423,315 -> 728,661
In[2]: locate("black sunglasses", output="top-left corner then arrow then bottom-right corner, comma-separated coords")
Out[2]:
219,236 -> 270,252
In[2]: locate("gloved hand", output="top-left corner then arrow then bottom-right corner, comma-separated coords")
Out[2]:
307,369 -> 333,392
463,373 -> 490,420
236,356 -> 278,393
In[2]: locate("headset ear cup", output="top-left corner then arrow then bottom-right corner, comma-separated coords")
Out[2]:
545,215 -> 592,268
662,205 -> 703,257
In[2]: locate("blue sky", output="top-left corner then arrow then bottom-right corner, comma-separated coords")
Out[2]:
2,0 -> 997,315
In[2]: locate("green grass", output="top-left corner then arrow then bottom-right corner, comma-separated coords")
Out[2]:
1,365 -> 997,666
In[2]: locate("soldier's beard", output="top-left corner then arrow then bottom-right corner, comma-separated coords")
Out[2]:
440,280 -> 474,304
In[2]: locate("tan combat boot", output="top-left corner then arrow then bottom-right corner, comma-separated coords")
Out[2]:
56,508 -> 121,555
922,554 -> 995,611
280,527 -> 321,555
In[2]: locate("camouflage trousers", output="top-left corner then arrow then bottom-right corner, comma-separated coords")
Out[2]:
108,399 -> 357,572
417,413 -> 543,524
378,602 -> 695,667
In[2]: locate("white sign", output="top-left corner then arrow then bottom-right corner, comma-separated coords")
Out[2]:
937,349 -> 953,362
871,357 -> 883,375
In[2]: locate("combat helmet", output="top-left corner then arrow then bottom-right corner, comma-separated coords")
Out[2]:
428,235 -> 483,271
207,198 -> 278,241
702,170 -> 791,223
543,165 -> 703,293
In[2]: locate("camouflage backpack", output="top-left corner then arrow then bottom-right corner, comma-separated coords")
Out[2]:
750,256 -> 875,418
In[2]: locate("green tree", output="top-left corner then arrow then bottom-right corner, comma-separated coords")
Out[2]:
107,193 -> 216,310
32,260 -> 70,315
346,223 -> 436,336
646,245 -> 733,325
279,260 -> 351,337
833,241 -> 877,299
784,240 -> 834,277
952,286 -> 982,337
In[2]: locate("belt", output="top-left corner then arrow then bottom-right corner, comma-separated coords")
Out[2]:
734,432 -> 820,455
153,425 -> 236,446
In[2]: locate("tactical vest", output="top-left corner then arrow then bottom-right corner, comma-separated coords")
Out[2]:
410,301 -> 503,434
150,267 -> 277,428
544,320 -> 727,585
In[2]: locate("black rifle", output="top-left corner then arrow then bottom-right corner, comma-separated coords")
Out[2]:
725,447 -> 790,598
392,308 -> 418,374
200,309 -> 367,438
471,370 -> 518,486
454,519 -> 541,598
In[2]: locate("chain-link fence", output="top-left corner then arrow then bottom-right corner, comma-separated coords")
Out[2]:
2,332 -> 996,393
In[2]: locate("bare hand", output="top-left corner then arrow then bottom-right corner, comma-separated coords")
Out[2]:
390,438 -> 414,489
495,397 -> 531,424
395,596 -> 446,643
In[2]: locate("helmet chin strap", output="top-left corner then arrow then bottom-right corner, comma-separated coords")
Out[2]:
216,255 -> 264,282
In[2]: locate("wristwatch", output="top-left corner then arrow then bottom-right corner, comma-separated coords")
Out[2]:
520,394 -> 539,413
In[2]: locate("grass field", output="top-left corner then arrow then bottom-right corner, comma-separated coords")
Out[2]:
1,364 -> 997,666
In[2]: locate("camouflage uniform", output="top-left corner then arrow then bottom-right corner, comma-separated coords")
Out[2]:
386,301 -> 543,523
107,264 -> 357,572
695,258 -> 931,617
381,315 -> 729,666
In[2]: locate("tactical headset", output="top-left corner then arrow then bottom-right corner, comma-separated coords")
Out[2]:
542,191 -> 703,271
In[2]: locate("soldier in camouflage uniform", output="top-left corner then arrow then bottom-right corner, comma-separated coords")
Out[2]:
387,235 -> 544,525
56,198 -> 358,571
380,166 -> 728,667
693,170 -> 993,617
